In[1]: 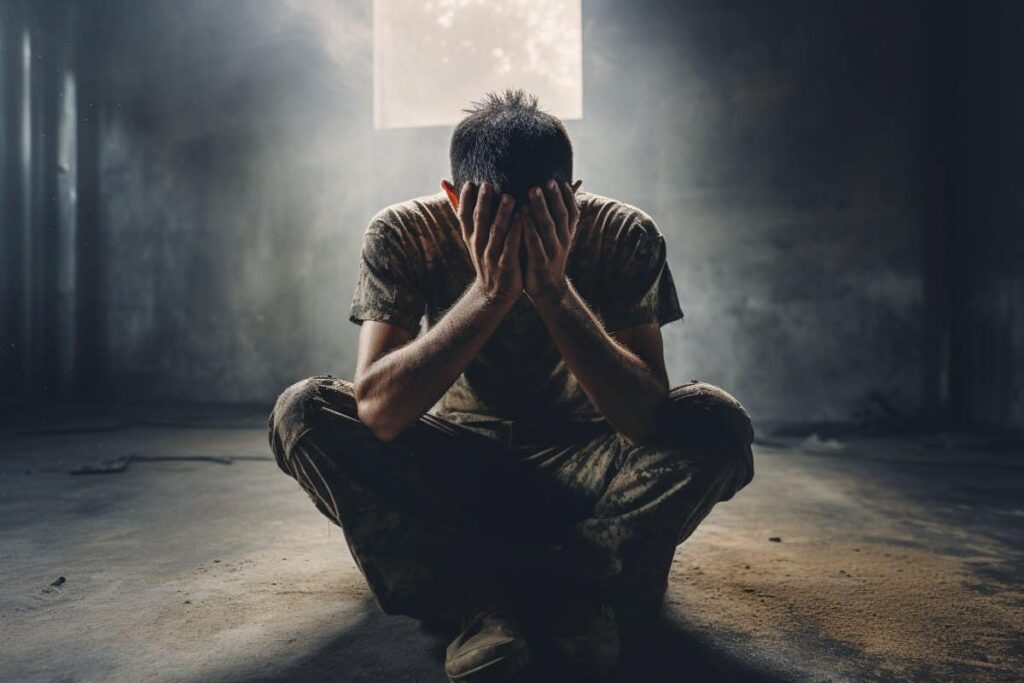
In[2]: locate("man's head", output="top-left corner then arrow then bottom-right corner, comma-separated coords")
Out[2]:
442,89 -> 573,209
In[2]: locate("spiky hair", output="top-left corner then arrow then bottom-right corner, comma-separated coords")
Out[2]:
449,89 -> 573,205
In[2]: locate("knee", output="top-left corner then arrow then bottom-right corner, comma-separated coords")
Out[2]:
655,383 -> 754,492
268,376 -> 331,458
662,382 -> 754,452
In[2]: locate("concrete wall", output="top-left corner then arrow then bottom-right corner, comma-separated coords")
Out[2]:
951,1 -> 1024,431
581,0 -> 928,426
55,0 -> 929,427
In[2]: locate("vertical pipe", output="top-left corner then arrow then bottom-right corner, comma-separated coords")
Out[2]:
0,6 -> 8,395
19,28 -> 33,395
0,2 -> 26,400
56,71 -> 77,396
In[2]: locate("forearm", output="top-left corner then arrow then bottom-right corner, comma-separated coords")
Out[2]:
356,281 -> 514,441
534,280 -> 668,444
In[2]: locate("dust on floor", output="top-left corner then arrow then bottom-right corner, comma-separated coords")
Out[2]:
0,419 -> 1021,682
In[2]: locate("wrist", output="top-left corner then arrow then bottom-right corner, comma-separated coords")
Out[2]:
529,277 -> 570,314
470,277 -> 520,312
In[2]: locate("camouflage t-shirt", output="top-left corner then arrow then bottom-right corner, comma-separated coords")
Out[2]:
349,190 -> 684,425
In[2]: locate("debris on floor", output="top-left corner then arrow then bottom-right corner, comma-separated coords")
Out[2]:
42,576 -> 66,594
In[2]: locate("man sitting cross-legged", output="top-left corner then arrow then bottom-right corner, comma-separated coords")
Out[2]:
268,89 -> 754,682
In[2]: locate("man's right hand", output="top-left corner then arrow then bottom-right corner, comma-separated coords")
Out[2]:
354,182 -> 524,441
457,182 -> 524,306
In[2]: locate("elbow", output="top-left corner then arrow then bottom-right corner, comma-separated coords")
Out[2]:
353,382 -> 406,443
617,384 -> 670,447
356,400 -> 404,443
619,420 -> 660,448
608,405 -> 661,447
369,423 -> 404,444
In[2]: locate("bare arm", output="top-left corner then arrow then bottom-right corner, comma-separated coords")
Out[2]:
533,285 -> 669,445
524,181 -> 669,445
353,183 -> 522,442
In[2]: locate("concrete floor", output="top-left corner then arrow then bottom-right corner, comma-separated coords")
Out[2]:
1,409 -> 1022,682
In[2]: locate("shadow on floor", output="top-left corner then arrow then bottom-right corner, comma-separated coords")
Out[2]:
243,599 -> 789,683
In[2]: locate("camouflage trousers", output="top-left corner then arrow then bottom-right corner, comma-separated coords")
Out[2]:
268,376 -> 754,619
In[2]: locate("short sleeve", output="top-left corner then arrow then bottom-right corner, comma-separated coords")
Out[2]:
348,221 -> 426,335
599,218 -> 684,331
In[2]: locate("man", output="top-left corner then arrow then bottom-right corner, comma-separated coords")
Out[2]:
268,90 -> 754,681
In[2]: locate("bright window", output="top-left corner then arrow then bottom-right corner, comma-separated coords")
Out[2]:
373,0 -> 582,129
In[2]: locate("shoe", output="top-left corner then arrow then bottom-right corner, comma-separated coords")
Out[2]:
445,608 -> 532,682
546,600 -> 620,679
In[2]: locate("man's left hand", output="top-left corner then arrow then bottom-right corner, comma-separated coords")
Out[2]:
523,179 -> 581,306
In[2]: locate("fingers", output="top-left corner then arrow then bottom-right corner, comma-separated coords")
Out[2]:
528,186 -> 558,258
458,181 -> 477,242
498,211 -> 524,270
559,180 -> 580,232
485,194 -> 515,262
522,210 -> 549,265
472,183 -> 495,256
544,179 -> 571,247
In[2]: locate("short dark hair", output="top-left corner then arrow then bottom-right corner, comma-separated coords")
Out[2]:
450,89 -> 573,205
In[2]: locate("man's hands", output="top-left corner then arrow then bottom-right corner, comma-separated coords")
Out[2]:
454,178 -> 581,311
523,180 -> 581,307
457,182 -> 523,307
358,176 -> 665,443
